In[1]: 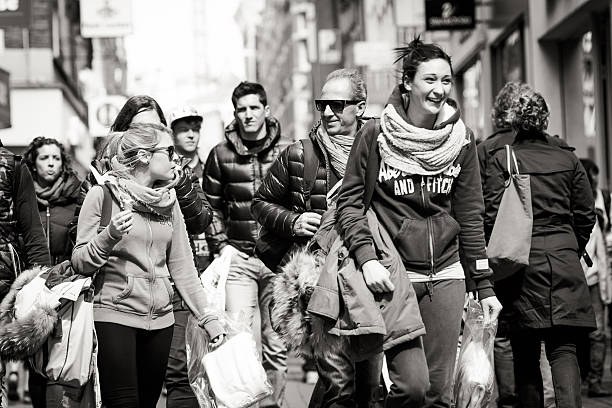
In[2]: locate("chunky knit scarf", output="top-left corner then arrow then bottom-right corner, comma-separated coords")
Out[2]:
378,103 -> 469,175
315,123 -> 353,178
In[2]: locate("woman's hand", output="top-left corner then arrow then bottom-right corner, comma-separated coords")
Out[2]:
108,210 -> 134,238
362,260 -> 395,293
210,333 -> 226,349
480,296 -> 503,325
293,212 -> 322,237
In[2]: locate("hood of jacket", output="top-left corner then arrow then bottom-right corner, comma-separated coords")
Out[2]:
386,84 -> 461,130
224,117 -> 282,156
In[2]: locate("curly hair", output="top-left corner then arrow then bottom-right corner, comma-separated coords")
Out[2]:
508,87 -> 549,133
23,136 -> 73,176
394,36 -> 453,84
491,82 -> 529,129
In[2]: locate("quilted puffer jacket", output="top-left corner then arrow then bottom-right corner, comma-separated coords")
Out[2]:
204,117 -> 287,255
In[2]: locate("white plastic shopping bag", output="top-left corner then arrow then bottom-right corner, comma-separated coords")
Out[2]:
200,250 -> 233,311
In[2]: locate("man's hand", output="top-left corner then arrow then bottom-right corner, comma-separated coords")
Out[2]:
362,260 -> 395,293
293,212 -> 322,237
220,245 -> 249,259
480,296 -> 503,325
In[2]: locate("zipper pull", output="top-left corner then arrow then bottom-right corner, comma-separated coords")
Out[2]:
427,275 -> 434,301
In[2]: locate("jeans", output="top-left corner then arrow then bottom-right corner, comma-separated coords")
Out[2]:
95,322 -> 174,408
587,283 -> 608,388
308,336 -> 386,408
414,279 -> 466,408
510,327 -> 582,408
166,309 -> 199,408
225,254 -> 287,407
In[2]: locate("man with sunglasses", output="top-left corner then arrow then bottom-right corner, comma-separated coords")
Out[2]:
204,81 -> 288,408
253,69 -> 386,407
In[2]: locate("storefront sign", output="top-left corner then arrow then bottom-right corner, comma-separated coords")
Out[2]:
318,29 -> 341,65
0,68 -> 10,129
80,0 -> 132,38
0,0 -> 30,28
425,0 -> 475,31
88,95 -> 126,137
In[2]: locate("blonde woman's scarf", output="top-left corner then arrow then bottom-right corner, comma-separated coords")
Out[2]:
378,103 -> 469,175
105,175 -> 177,218
315,123 -> 353,178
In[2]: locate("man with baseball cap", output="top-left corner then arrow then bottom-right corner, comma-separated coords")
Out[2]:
166,105 -> 213,408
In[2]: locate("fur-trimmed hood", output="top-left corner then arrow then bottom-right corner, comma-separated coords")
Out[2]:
0,266 -> 57,361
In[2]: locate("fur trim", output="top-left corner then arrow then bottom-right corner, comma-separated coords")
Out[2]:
270,247 -> 347,358
0,266 -> 57,361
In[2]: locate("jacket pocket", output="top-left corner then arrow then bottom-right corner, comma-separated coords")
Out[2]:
393,218 -> 429,265
431,213 -> 461,259
152,277 -> 174,316
111,275 -> 149,315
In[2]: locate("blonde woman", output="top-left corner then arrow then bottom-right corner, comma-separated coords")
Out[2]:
72,123 -> 224,407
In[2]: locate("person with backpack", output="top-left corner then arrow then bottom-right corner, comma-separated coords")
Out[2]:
71,123 -> 225,408
204,81 -> 288,407
0,138 -> 50,406
483,86 -> 596,408
336,38 -> 502,407
252,69 -> 385,407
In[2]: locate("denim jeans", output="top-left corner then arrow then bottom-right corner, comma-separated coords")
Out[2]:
510,327 -> 582,408
166,309 -> 199,408
587,283 -> 608,388
413,279 -> 466,408
225,254 -> 287,407
308,335 -> 386,408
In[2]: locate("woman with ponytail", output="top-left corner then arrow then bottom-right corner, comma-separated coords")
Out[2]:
483,86 -> 596,407
336,37 -> 502,407
72,123 -> 224,408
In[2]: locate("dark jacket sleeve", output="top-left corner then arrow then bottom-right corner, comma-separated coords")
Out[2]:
451,132 -> 494,299
476,141 -> 488,189
15,164 -> 51,267
203,147 -> 229,254
252,144 -> 300,238
336,120 -> 378,267
175,167 -> 212,235
571,160 -> 596,253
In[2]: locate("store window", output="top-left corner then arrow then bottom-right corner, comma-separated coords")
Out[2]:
459,59 -> 485,142
493,22 -> 525,93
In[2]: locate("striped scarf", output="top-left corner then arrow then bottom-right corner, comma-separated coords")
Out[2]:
378,103 -> 469,176
315,123 -> 354,178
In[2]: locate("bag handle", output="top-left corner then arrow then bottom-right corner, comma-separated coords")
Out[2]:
99,182 -> 113,228
301,139 -> 320,211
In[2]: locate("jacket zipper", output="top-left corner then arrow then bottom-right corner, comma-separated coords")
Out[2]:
421,177 -> 435,299
46,206 -> 50,254
147,216 -> 154,329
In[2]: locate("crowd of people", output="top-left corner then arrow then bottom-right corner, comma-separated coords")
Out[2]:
0,36 -> 610,408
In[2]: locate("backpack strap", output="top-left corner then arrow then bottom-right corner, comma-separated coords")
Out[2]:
99,182 -> 113,228
301,139 -> 320,211
362,119 -> 380,213
12,154 -> 22,197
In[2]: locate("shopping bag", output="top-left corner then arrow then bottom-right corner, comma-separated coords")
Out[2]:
487,145 -> 532,281
453,299 -> 498,408
200,250 -> 232,311
185,311 -> 272,408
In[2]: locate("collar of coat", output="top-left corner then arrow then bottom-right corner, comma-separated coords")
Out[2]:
307,117 -> 372,142
224,117 -> 282,156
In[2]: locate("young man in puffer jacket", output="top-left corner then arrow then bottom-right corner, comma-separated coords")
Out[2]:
204,81 -> 288,407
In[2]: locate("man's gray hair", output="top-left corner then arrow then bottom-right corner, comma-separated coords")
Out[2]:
325,69 -> 367,101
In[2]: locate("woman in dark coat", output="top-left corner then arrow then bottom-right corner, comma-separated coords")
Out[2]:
22,136 -> 82,407
483,86 -> 596,408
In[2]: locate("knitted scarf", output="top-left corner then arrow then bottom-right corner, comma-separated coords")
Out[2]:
315,123 -> 353,178
105,175 -> 177,219
378,103 -> 469,175
34,172 -> 79,207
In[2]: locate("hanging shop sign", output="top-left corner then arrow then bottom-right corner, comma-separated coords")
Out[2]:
425,0 -> 475,31
0,68 -> 10,129
80,0 -> 132,38
0,0 -> 30,28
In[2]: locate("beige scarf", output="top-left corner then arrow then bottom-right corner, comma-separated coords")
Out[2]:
315,123 -> 353,178
105,175 -> 177,218
378,103 -> 469,175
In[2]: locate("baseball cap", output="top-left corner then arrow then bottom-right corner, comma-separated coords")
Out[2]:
168,106 -> 203,128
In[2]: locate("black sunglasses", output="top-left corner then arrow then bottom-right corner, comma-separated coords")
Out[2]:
149,145 -> 176,159
314,99 -> 362,114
